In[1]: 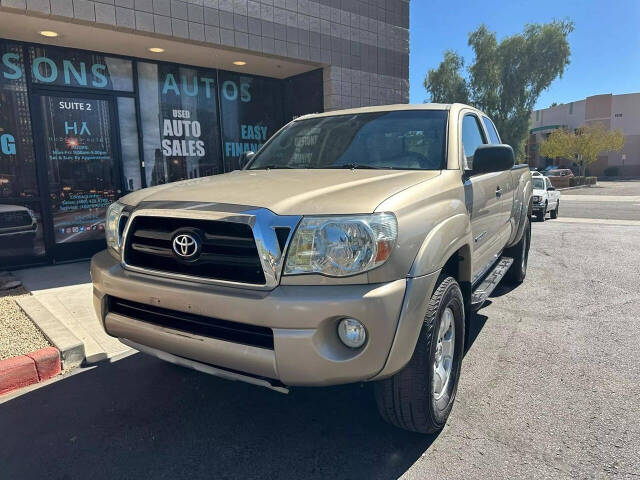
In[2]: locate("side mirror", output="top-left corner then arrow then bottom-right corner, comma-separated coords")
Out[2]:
548,186 -> 556,191
238,151 -> 255,170
472,144 -> 515,174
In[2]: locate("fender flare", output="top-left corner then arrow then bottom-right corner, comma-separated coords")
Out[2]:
408,213 -> 473,278
373,216 -> 473,380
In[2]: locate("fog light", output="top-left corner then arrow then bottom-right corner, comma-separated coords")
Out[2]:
338,318 -> 367,349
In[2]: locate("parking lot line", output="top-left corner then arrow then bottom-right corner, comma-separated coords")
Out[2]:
560,195 -> 640,202
553,217 -> 640,226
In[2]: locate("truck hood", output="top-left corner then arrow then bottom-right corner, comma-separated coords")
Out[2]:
0,204 -> 30,213
121,169 -> 441,215
532,188 -> 546,196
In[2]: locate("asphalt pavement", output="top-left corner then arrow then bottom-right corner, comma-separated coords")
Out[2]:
1,183 -> 639,479
560,200 -> 639,221
558,181 -> 640,221
561,180 -> 640,196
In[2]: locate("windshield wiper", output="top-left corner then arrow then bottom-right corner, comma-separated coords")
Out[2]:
329,164 -> 393,170
250,165 -> 296,170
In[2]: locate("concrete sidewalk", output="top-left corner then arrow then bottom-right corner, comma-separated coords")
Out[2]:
13,262 -> 130,363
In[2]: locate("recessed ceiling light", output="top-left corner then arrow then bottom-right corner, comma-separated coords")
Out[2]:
233,61 -> 247,66
39,31 -> 59,37
148,47 -> 165,53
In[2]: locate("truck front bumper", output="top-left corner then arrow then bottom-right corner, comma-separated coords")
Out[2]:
532,202 -> 546,212
91,250 -> 439,387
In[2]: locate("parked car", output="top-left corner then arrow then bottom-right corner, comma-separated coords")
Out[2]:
0,204 -> 37,247
547,168 -> 574,177
91,104 -> 533,434
532,175 -> 560,221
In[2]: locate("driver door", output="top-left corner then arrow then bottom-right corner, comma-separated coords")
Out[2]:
461,112 -> 504,283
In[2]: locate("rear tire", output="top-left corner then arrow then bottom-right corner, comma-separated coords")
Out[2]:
374,276 -> 465,434
505,217 -> 531,285
550,201 -> 559,219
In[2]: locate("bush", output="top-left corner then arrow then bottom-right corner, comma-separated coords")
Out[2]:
604,166 -> 619,177
563,176 -> 596,187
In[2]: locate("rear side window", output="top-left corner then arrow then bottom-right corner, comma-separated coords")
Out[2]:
461,114 -> 486,168
482,117 -> 501,144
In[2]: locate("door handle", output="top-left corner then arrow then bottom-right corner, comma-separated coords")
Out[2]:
496,186 -> 503,197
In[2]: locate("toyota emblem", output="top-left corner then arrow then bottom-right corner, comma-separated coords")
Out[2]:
172,232 -> 201,259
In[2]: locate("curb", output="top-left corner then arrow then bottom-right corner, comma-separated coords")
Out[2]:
0,347 -> 61,395
17,296 -> 85,369
557,185 -> 594,191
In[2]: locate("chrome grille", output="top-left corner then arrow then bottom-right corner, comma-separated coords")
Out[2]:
0,210 -> 32,228
123,215 -> 266,285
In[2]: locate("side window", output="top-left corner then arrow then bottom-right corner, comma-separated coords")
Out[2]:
461,114 -> 487,169
545,178 -> 552,190
482,117 -> 501,144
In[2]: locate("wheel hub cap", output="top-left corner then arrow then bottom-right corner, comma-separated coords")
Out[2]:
432,307 -> 455,400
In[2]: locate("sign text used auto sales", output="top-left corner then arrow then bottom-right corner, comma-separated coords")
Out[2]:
161,110 -> 205,157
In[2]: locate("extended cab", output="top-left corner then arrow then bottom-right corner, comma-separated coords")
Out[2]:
91,104 -> 533,433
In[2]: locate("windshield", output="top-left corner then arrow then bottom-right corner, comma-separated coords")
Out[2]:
533,178 -> 545,189
247,110 -> 447,170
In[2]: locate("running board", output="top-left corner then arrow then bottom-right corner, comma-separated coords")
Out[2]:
471,257 -> 513,310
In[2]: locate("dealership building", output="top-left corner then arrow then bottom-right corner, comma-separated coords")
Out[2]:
526,92 -> 640,176
0,0 -> 409,267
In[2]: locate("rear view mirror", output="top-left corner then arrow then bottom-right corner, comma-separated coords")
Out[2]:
472,144 -> 515,174
238,151 -> 255,170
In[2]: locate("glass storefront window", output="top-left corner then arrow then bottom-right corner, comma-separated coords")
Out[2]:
28,46 -> 133,92
117,97 -> 142,192
218,71 -> 284,171
0,41 -> 38,199
138,62 -> 222,186
39,95 -> 118,244
1,41 -> 45,262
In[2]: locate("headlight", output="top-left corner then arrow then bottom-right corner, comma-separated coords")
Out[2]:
105,201 -> 126,253
284,213 -> 397,277
533,195 -> 541,203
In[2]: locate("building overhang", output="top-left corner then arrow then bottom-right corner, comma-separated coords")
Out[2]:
0,10 -> 320,79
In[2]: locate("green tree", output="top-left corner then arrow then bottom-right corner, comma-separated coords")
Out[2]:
540,123 -> 625,176
423,51 -> 469,104
424,20 -> 574,162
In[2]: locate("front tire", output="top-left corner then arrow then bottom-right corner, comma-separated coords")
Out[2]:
537,203 -> 547,222
550,201 -> 559,219
374,276 -> 465,434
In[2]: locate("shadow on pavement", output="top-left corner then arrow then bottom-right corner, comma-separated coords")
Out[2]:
466,311 -> 488,355
0,354 -> 437,480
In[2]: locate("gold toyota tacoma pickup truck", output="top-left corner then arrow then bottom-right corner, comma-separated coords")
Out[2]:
91,104 -> 532,433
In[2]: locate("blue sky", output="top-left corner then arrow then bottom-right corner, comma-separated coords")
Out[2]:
409,0 -> 640,109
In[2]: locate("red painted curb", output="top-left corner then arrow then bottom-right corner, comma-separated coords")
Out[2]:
0,355 -> 39,395
26,347 -> 61,382
0,347 -> 62,396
